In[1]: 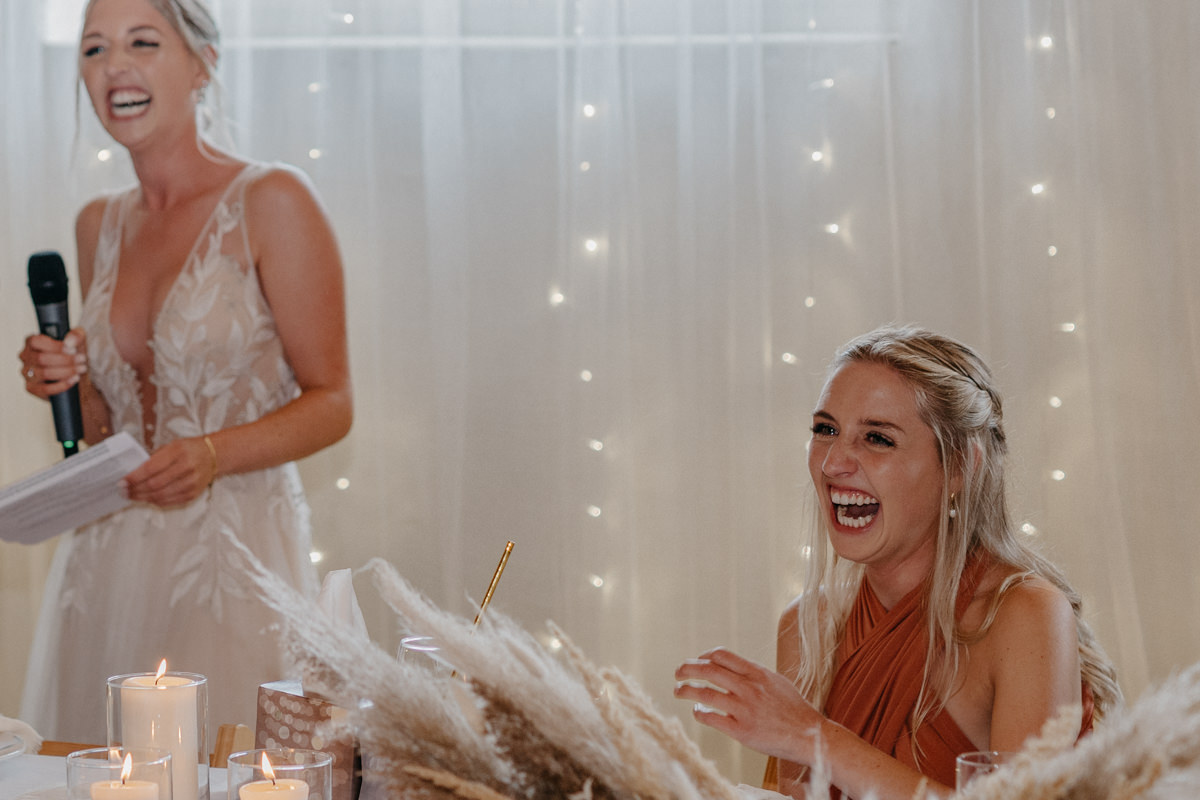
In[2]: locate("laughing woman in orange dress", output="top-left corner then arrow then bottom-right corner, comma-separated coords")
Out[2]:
675,327 -> 1120,799
17,0 -> 351,742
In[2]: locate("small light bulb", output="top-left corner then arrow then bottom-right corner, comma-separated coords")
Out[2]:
308,82 -> 322,93
548,637 -> 563,651
588,439 -> 604,451
584,239 -> 599,253
336,477 -> 350,490
550,291 -> 565,307
587,505 -> 602,518
820,78 -> 835,89
308,148 -> 322,160
811,151 -> 824,162
1031,183 -> 1045,195
804,296 -> 816,308
781,352 -> 798,365
582,104 -> 597,118
589,574 -> 605,588
1051,469 -> 1066,481
580,370 -> 593,382
808,18 -> 817,29
1039,35 -> 1053,49
800,546 -> 812,559
580,161 -> 591,172
310,551 -> 325,564
1059,322 -> 1077,333
343,13 -> 355,24
1021,522 -> 1038,536
1049,396 -> 1063,408
824,223 -> 839,234
1048,245 -> 1058,256
1046,107 -> 1057,119
97,148 -> 112,162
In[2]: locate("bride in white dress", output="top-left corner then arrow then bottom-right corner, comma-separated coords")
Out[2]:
17,0 -> 352,743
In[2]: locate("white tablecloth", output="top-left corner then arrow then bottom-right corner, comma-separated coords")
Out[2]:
0,754 -> 228,800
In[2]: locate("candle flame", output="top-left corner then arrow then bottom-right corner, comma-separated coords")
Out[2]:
261,752 -> 277,785
154,659 -> 167,685
121,753 -> 133,784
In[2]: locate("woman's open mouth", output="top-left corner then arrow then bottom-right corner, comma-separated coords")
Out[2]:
831,488 -> 880,529
110,89 -> 151,118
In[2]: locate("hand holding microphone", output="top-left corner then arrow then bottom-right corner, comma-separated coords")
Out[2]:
22,251 -> 88,458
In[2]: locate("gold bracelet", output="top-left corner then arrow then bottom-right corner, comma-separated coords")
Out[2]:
203,434 -> 219,487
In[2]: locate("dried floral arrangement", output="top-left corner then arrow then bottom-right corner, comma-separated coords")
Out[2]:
236,539 -> 1200,800
236,544 -> 759,800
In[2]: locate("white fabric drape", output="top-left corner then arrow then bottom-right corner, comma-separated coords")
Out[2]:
3,0 -> 1196,783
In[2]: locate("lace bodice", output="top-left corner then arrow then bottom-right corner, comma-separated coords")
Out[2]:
81,162 -> 300,450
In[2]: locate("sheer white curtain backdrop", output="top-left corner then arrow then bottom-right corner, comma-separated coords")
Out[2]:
2,0 -> 1196,783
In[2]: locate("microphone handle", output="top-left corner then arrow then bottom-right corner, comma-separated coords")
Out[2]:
50,388 -> 83,457
34,299 -> 85,457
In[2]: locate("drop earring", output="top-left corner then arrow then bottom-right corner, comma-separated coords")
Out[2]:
948,492 -> 958,519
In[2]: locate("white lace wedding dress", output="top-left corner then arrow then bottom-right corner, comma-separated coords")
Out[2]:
21,162 -> 319,744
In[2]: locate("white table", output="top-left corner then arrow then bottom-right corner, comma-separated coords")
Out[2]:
0,754 -> 228,800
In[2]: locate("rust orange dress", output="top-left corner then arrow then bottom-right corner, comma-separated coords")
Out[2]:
766,557 -> 1094,797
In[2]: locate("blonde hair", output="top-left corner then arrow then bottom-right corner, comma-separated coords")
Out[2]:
791,325 -> 1121,746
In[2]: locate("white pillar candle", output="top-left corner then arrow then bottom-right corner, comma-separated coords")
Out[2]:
121,676 -> 199,800
90,779 -> 159,800
238,779 -> 309,800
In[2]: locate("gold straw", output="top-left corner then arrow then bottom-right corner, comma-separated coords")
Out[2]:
472,540 -> 514,627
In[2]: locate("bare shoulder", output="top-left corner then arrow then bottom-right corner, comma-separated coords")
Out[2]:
75,196 -> 109,293
241,164 -> 338,274
972,569 -> 1078,679
244,163 -> 325,217
777,590 -> 827,680
777,596 -> 802,680
778,589 -> 828,637
990,573 -> 1075,635
75,196 -> 107,247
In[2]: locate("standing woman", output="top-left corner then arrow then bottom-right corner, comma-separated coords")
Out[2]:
17,0 -> 352,742
675,326 -> 1120,799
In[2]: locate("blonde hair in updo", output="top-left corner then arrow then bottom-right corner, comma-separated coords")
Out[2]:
790,325 -> 1121,748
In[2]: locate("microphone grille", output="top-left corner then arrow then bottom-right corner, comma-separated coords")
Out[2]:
28,251 -> 69,305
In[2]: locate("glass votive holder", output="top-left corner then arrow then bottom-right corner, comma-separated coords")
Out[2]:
227,748 -> 333,800
66,747 -> 173,800
107,672 -> 208,800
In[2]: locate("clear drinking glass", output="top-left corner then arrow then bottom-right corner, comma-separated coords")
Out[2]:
955,750 -> 1015,791
397,634 -> 453,676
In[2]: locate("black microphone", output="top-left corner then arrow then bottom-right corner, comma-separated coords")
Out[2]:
28,251 -> 84,458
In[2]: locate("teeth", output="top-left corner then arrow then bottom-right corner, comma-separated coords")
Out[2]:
112,89 -> 150,106
831,489 -> 879,506
836,506 -> 877,528
831,488 -> 879,529
110,90 -> 150,118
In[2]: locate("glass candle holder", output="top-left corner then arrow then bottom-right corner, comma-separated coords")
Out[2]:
107,672 -> 208,800
227,749 -> 333,800
66,747 -> 173,800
